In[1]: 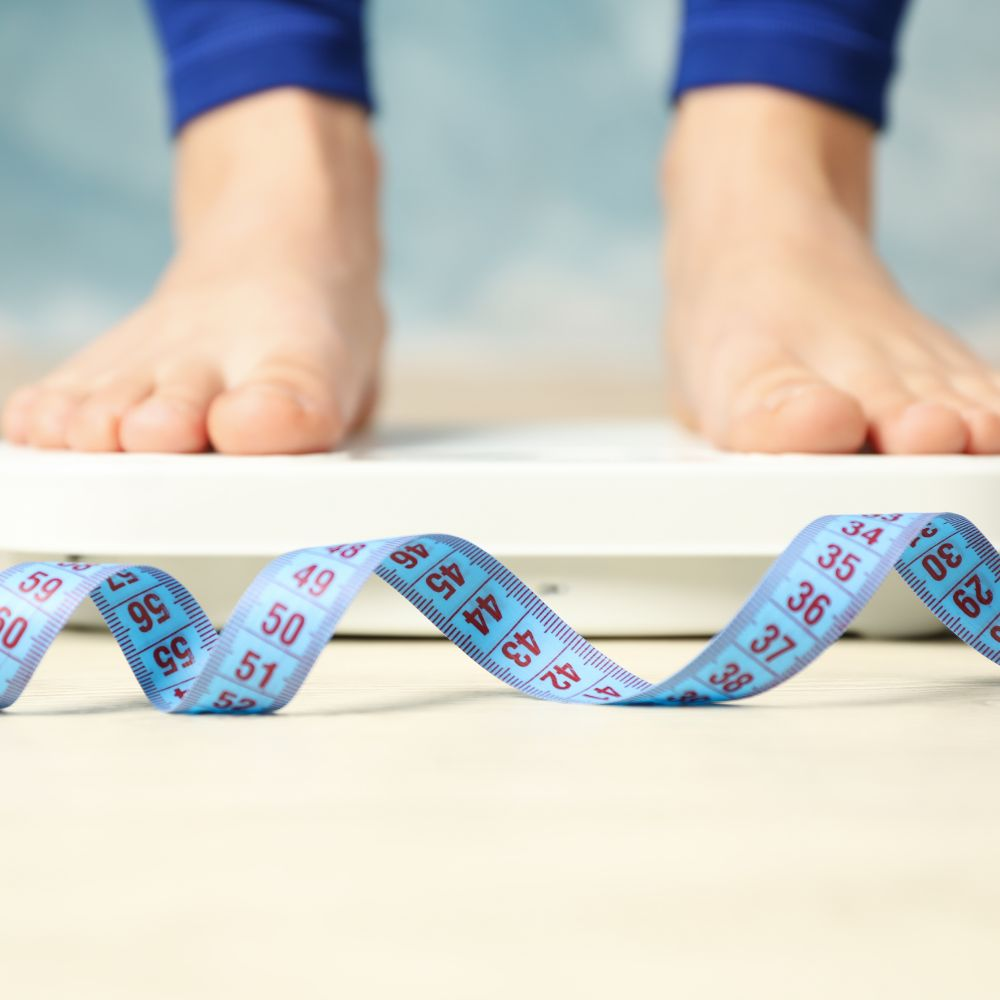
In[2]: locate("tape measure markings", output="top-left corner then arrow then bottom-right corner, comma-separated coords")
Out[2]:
4,511 -> 1000,713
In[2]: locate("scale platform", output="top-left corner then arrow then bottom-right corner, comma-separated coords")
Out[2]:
1,421 -> 998,637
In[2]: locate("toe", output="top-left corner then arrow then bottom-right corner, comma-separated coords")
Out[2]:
719,359 -> 867,453
851,369 -> 969,454
869,399 -> 968,454
208,380 -> 346,455
2,385 -> 42,444
959,407 -> 1000,455
26,386 -> 83,449
894,370 -> 996,454
66,380 -> 153,452
943,372 -> 1000,454
119,369 -> 221,453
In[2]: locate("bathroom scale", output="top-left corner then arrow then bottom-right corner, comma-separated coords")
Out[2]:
1,421 -> 998,637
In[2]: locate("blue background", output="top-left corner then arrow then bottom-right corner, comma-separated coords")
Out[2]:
0,0 -> 998,368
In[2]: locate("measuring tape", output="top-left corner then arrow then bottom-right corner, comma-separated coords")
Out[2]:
0,511 -> 996,713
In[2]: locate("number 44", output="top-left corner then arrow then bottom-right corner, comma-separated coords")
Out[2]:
463,593 -> 503,635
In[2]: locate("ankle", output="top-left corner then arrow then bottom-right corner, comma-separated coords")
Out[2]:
172,89 -> 379,268
663,86 -> 875,231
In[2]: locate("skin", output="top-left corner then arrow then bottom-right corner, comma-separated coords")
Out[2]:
3,84 -> 998,454
664,86 -> 1000,454
2,89 -> 383,454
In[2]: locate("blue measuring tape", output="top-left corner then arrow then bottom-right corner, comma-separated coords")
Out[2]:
0,512 -> 995,712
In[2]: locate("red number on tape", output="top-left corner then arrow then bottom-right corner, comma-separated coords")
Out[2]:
18,570 -> 63,603
786,581 -> 831,626
708,662 -> 754,693
583,685 -> 623,702
261,602 -> 306,646
128,593 -> 170,633
909,524 -> 939,548
501,629 -> 540,667
389,543 -> 430,571
292,564 -> 336,597
922,542 -> 963,583
426,562 -> 465,600
749,623 -> 797,662
213,690 -> 257,711
235,649 -> 278,690
327,544 -> 365,559
462,593 -> 503,636
152,635 -> 194,676
953,573 -> 994,619
842,521 -> 883,547
540,662 -> 582,691
816,544 -> 861,581
107,570 -> 139,592
0,607 -> 28,651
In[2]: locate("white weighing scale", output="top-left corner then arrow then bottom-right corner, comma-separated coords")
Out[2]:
1,421 -> 998,637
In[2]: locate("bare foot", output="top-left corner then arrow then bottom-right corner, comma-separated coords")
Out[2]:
2,88 -> 384,454
664,86 -> 1000,454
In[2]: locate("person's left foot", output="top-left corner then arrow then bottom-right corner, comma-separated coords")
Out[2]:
664,87 -> 1000,454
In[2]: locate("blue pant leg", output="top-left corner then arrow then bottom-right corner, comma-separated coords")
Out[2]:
672,0 -> 911,128
148,0 -> 372,133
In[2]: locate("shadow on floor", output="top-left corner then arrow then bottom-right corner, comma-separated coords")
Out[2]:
3,686 -> 520,718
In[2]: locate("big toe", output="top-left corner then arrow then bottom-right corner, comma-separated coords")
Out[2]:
208,380 -> 347,455
722,375 -> 867,454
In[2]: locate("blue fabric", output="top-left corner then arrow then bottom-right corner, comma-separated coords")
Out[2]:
149,0 -> 909,135
148,0 -> 371,133
672,0 -> 911,127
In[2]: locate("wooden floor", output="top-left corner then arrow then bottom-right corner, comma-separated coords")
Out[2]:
3,628 -> 1000,998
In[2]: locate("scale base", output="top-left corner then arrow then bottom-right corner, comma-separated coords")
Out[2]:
2,420 -> 996,639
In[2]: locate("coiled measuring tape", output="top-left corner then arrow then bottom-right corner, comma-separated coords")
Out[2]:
0,511 -> 996,713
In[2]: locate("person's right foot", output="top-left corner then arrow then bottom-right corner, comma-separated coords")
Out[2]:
2,88 -> 384,454
664,86 -> 1000,454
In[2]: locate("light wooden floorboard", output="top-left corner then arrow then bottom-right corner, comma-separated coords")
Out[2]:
2,629 -> 999,998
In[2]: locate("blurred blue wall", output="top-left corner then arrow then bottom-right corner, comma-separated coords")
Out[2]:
0,1 -> 997,361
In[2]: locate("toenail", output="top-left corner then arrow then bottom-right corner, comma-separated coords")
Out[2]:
133,397 -> 197,420
243,383 -> 311,405
229,383 -> 319,415
761,383 -> 812,412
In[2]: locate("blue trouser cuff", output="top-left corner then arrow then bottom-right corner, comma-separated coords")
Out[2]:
149,1 -> 372,134
672,3 -> 909,128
